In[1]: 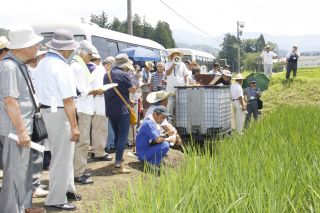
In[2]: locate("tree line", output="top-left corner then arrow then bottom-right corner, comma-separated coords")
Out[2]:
89,11 -> 176,49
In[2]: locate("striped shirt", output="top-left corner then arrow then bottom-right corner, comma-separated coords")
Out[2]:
151,71 -> 166,92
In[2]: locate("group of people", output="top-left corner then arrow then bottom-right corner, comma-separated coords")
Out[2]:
230,73 -> 262,134
0,24 -> 301,213
0,27 -> 186,212
260,44 -> 300,79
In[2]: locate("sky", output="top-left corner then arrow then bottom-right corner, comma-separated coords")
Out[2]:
1,0 -> 320,38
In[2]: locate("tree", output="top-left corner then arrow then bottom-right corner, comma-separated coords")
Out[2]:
153,21 -> 176,48
90,11 -> 110,29
219,33 -> 239,71
110,17 -> 126,33
132,14 -> 144,37
243,38 -> 257,53
143,17 -> 154,40
256,33 -> 266,52
243,52 -> 261,71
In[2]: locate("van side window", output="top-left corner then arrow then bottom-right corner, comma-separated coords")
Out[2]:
91,36 -> 118,59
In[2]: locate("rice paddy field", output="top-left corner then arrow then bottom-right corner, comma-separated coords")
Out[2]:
104,68 -> 320,212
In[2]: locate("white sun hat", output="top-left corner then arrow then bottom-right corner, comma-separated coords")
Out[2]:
7,26 -> 43,49
0,36 -> 10,49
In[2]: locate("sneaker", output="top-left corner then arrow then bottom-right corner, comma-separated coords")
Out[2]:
32,188 -> 49,198
113,165 -> 131,174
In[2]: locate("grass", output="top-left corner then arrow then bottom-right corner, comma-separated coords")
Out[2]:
102,67 -> 320,212
262,68 -> 320,115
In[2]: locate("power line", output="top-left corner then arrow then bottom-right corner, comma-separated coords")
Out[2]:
159,0 -> 236,49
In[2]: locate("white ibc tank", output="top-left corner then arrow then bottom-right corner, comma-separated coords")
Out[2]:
175,86 -> 231,136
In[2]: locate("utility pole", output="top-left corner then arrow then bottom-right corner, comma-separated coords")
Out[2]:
237,21 -> 244,72
127,0 -> 133,35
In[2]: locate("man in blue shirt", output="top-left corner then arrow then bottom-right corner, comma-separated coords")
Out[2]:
136,106 -> 175,166
243,79 -> 261,128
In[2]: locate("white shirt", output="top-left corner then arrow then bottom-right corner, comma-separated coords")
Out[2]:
165,61 -> 188,94
230,82 -> 244,100
91,64 -> 106,116
34,50 -> 76,107
208,69 -> 222,75
70,60 -> 94,115
260,51 -> 277,64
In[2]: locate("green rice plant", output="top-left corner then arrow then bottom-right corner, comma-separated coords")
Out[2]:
108,105 -> 320,212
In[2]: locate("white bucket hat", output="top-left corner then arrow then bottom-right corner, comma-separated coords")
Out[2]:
78,40 -> 98,54
146,91 -> 169,104
222,70 -> 232,77
7,26 -> 43,49
46,29 -> 79,50
115,53 -> 134,70
0,36 -> 10,49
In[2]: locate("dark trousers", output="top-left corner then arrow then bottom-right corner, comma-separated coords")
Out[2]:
245,101 -> 258,128
109,113 -> 130,163
286,62 -> 298,79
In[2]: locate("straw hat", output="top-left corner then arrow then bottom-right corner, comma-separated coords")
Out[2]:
234,73 -> 244,80
7,26 -> 43,49
115,53 -> 134,70
0,36 -> 10,49
145,61 -> 154,68
167,49 -> 183,59
146,91 -> 169,104
46,29 -> 79,50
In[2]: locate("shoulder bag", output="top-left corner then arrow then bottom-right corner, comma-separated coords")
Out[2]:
5,57 -> 48,142
107,70 -> 137,125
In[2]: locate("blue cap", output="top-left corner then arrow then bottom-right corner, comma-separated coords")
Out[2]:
153,106 -> 171,117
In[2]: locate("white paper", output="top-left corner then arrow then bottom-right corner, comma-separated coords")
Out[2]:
99,83 -> 118,91
8,133 -> 45,153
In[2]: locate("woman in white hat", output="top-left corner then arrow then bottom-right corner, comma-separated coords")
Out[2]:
0,26 -> 44,213
230,73 -> 246,134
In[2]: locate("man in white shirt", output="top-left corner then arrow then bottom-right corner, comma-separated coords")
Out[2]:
34,29 -> 80,211
165,50 -> 188,115
70,40 -> 102,185
88,53 -> 113,161
260,45 -> 277,79
230,73 -> 246,134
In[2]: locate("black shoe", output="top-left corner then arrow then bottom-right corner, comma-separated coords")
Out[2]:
74,175 -> 94,185
66,192 -> 82,201
105,148 -> 116,153
45,202 -> 76,211
94,154 -> 113,161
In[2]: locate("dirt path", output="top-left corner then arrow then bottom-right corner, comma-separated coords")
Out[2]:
31,148 -> 184,212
